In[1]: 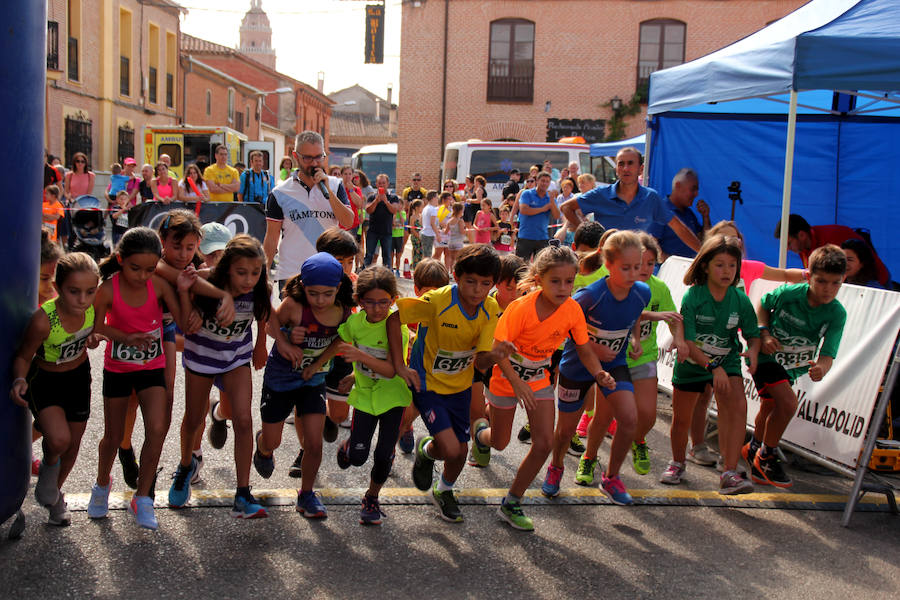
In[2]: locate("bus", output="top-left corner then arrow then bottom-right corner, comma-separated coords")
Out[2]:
441,141 -> 592,206
351,143 -> 397,187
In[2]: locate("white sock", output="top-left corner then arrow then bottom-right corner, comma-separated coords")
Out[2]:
213,402 -> 225,421
437,475 -> 454,492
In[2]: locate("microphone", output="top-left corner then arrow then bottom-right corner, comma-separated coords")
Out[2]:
315,169 -> 331,200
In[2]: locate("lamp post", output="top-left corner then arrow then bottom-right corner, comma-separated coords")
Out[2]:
610,95 -> 623,113
256,86 -> 293,141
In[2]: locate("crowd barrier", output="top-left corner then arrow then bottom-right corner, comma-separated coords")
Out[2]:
129,201 -> 267,241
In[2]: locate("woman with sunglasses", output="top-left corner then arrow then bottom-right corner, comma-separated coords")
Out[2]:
63,153 -> 95,250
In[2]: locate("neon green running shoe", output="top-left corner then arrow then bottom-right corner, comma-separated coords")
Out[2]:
574,455 -> 598,486
632,441 -> 651,475
470,418 -> 491,467
498,500 -> 534,531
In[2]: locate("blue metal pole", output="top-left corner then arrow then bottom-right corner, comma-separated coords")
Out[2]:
0,0 -> 45,528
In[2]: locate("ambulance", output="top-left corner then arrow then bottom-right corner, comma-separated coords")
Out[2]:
143,125 -> 274,180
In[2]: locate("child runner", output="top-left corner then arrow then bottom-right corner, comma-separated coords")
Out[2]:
169,235 -> 271,518
493,205 -> 515,255
88,228 -> 191,530
392,206 -> 406,276
110,190 -> 131,246
254,252 -> 352,518
335,266 -> 412,525
470,246 -> 613,530
743,245 -> 846,487
395,258 -> 451,454
11,253 -> 100,526
388,244 -> 513,522
661,234 -> 760,494
443,201 -> 467,273
543,231 -> 650,505
42,185 -> 65,244
474,198 -> 498,245
408,199 -> 424,268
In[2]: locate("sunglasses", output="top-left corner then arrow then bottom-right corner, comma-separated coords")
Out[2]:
75,159 -> 86,163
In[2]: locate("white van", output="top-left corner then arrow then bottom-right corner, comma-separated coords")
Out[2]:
441,141 -> 591,206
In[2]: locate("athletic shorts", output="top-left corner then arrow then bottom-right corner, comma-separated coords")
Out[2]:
413,387 -> 472,443
557,365 -> 632,413
392,236 -> 404,253
672,380 -> 711,393
184,363 -> 250,379
26,359 -> 92,427
752,361 -> 792,399
103,368 -> 166,398
260,383 -> 326,424
486,385 -> 554,410
325,355 -> 354,403
549,348 -> 563,385
629,361 -> 657,381
463,203 -> 479,224
163,321 -> 177,344
473,367 -> 491,386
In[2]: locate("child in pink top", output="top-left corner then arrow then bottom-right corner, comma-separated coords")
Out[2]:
473,199 -> 497,244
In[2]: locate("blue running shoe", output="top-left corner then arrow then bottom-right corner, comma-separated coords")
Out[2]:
359,494 -> 385,526
167,457 -> 197,508
231,493 -> 268,519
130,495 -> 159,530
601,473 -> 634,506
296,490 -> 328,519
87,480 -> 112,519
398,429 -> 415,454
541,464 -> 563,498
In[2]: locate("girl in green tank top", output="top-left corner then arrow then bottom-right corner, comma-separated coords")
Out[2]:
9,253 -> 100,526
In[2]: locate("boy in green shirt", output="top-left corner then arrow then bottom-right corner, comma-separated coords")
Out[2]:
744,244 -> 847,488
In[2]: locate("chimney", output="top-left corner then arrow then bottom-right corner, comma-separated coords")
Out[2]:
375,99 -> 381,122
386,83 -> 392,106
317,71 -> 324,94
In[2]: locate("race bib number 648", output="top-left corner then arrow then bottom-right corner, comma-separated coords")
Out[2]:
432,348 -> 475,375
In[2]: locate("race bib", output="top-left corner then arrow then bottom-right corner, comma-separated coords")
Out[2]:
687,336 -> 732,365
773,344 -> 817,370
509,352 -> 550,383
432,348 -> 475,375
587,325 -> 630,354
56,328 -> 92,364
110,328 -> 163,364
292,346 -> 331,374
357,344 -> 389,380
639,320 -> 653,340
500,233 -> 512,246
202,313 -> 252,342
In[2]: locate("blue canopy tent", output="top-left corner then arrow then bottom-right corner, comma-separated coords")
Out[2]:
646,0 -> 900,272
590,134 -> 645,157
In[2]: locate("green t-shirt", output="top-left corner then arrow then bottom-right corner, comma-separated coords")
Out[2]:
574,265 -> 608,291
628,275 -> 676,369
392,210 -> 406,238
338,310 -> 412,415
673,284 -> 759,383
757,283 -> 846,383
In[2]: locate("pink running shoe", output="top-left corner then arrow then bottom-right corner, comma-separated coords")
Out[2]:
575,412 -> 592,438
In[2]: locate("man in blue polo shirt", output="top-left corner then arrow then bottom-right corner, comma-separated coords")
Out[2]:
653,168 -> 710,258
516,170 -> 560,260
560,147 -> 701,253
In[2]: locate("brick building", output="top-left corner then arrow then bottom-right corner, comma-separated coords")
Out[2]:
46,0 -> 183,172
398,0 -> 807,189
328,84 -> 398,166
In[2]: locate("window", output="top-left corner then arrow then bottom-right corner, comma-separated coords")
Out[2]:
637,19 -> 685,100
117,125 -> 134,163
64,115 -> 91,168
165,32 -> 176,108
149,67 -> 157,104
227,88 -> 235,123
47,21 -> 59,70
235,110 -> 244,133
148,24 -> 159,104
245,107 -> 250,129
119,9 -> 132,96
487,19 -> 534,102
166,73 -> 174,108
206,90 -> 211,116
67,0 -> 81,81
470,149 -> 569,184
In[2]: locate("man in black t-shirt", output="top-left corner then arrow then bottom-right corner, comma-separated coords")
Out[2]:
501,168 -> 520,200
364,172 -> 401,267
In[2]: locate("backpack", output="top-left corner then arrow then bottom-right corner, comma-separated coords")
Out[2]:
241,169 -> 270,203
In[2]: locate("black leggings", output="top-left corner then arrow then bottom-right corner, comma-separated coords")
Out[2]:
347,406 -> 404,485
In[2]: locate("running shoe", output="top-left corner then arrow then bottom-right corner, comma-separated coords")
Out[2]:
568,434 -> 586,457
359,494 -> 385,526
517,423 -> 531,444
35,458 -> 61,507
687,442 -> 719,467
47,492 -> 71,527
87,480 -> 112,519
412,435 -> 435,491
207,400 -> 229,450
118,447 -> 139,490
607,419 -> 617,438
575,412 -> 592,438
296,490 -> 328,518
659,460 -> 686,485
323,416 -> 339,443
336,439 -> 351,470
716,457 -> 748,476
632,441 -> 651,475
398,428 -> 415,454
130,495 -> 159,530
601,473 -> 634,506
574,456 -> 598,486
541,464 -> 563,498
431,482 -> 463,523
253,431 -> 275,479
719,470 -> 754,495
498,499 -> 534,531
470,418 -> 491,467
288,449 -> 304,478
752,453 -> 793,488
31,457 -> 40,477
167,456 -> 197,508
741,441 -> 759,465
232,492 -> 268,519
190,453 -> 203,485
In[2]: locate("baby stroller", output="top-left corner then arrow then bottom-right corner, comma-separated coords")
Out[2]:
70,195 -> 110,261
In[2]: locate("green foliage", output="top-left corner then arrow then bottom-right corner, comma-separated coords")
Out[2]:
603,93 -> 643,142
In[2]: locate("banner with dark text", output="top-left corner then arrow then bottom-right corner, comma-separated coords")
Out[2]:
128,201 -> 267,242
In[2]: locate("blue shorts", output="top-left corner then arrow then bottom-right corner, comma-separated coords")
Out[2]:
163,321 -> 177,344
556,366 -> 633,413
413,388 -> 472,443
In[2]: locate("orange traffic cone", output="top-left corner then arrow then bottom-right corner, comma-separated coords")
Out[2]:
403,258 -> 412,279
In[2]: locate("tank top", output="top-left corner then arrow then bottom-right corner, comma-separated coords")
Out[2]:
68,172 -> 93,197
182,292 -> 256,375
36,298 -> 94,365
474,211 -> 493,244
157,179 -> 174,199
448,218 -> 465,246
263,305 -> 351,391
104,273 -> 165,373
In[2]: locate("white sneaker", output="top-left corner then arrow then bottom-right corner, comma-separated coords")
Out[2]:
660,460 -> 686,485
48,492 -> 71,526
687,443 -> 719,466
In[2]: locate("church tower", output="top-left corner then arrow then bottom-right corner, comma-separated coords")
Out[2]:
239,0 -> 276,70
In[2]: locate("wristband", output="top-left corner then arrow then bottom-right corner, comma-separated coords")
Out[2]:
758,326 -> 769,333
11,377 -> 25,387
705,358 -> 722,372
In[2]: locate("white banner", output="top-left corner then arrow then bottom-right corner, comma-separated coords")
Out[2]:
654,256 -> 900,468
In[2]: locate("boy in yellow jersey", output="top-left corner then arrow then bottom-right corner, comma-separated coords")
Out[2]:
387,244 -> 514,522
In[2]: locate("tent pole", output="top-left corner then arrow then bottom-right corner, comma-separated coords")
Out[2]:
643,119 -> 653,188
778,90 -> 798,269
